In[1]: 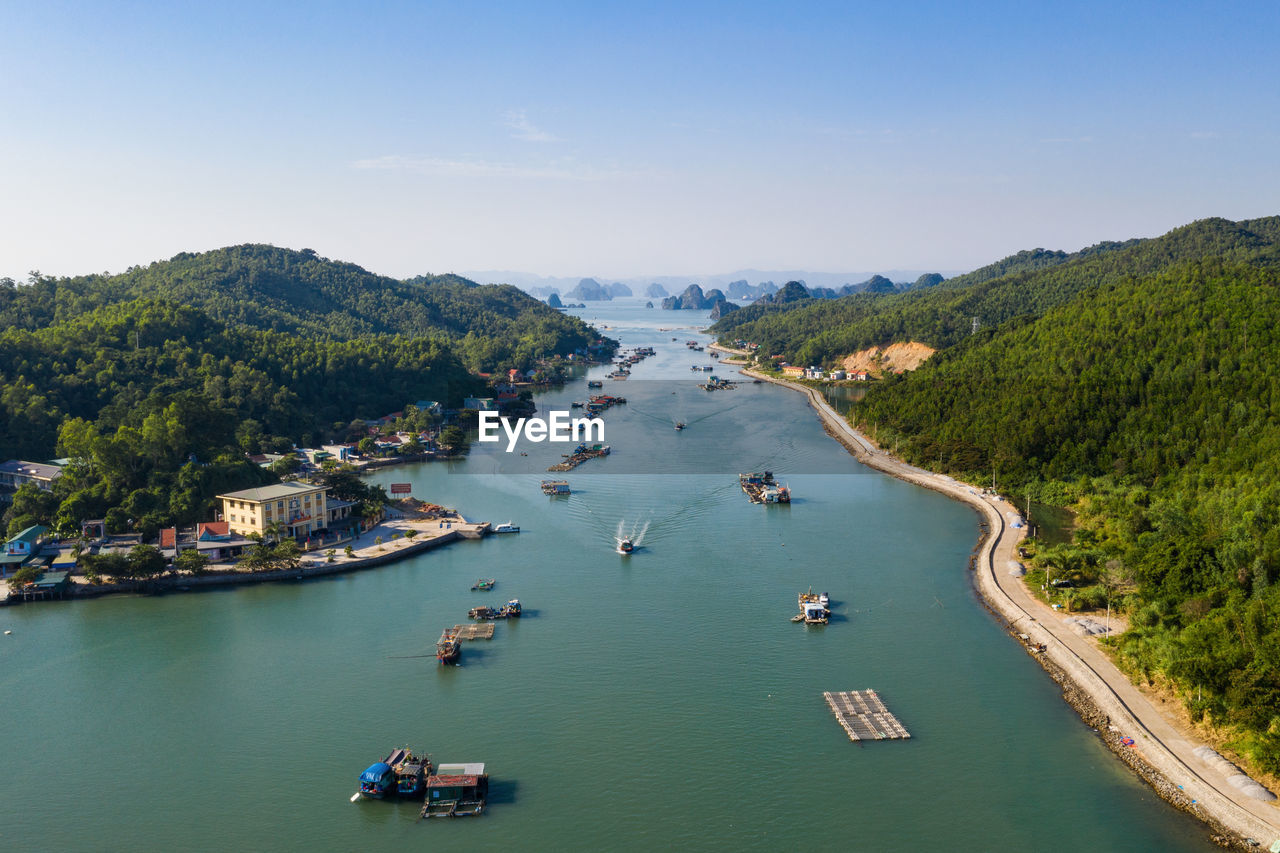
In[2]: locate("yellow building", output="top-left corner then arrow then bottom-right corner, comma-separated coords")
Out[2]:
217,482 -> 330,540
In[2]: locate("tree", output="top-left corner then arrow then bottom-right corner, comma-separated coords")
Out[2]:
6,565 -> 39,591
128,544 -> 167,580
174,549 -> 209,575
438,425 -> 467,452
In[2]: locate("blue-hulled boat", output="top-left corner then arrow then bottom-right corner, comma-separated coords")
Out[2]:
358,748 -> 407,799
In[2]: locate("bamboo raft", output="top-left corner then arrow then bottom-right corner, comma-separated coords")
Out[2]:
823,690 -> 911,741
451,623 -> 496,640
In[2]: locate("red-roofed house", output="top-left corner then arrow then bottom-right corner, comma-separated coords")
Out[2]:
159,528 -> 177,549
197,522 -> 231,541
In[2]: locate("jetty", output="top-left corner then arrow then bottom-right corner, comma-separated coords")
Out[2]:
823,690 -> 911,741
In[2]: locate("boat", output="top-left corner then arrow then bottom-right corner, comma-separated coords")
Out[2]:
423,763 -> 489,818
674,422 -> 686,431
616,538 -> 634,555
436,628 -> 461,664
498,599 -> 522,618
541,479 -> 571,496
740,471 -> 792,504
358,748 -> 408,799
492,521 -> 519,534
587,380 -> 603,388
798,587 -> 830,624
802,600 -> 830,624
570,401 -> 585,408
471,578 -> 495,591
469,606 -> 499,620
394,750 -> 431,798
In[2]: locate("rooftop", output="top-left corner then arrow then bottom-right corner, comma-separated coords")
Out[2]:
216,482 -> 327,502
0,459 -> 63,481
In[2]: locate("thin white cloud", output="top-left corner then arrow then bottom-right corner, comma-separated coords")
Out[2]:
351,154 -> 636,181
504,109 -> 556,142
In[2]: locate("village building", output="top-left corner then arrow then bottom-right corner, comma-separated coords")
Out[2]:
0,459 -> 63,492
216,482 -> 330,541
0,525 -> 49,578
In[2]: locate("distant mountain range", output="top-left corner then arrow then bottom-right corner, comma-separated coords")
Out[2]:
460,268 -> 961,301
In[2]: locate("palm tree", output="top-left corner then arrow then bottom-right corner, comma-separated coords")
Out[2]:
263,521 -> 286,546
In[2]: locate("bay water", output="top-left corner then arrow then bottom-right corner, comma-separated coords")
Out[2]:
0,299 -> 1214,851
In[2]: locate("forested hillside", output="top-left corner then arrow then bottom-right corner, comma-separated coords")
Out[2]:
856,257 -> 1280,770
768,220 -> 1280,773
0,245 -> 612,538
3,244 -> 601,371
712,217 -> 1280,367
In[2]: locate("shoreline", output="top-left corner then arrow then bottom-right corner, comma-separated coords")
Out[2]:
8,516 -> 490,605
743,366 -> 1280,851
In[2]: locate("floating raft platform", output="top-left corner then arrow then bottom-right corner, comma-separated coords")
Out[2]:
823,690 -> 911,741
451,623 -> 495,640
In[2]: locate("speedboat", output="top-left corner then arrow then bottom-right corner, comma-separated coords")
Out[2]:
493,522 -> 519,534
674,422 -> 686,430
616,538 -> 634,555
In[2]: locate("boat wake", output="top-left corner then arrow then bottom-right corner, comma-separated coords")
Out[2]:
615,519 -> 650,552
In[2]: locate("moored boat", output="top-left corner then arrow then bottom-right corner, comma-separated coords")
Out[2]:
498,599 -> 521,618
358,747 -> 408,799
471,578 -> 495,591
469,605 -> 499,620
436,628 -> 461,664
394,750 -> 431,797
541,479 -> 571,496
740,471 -> 791,504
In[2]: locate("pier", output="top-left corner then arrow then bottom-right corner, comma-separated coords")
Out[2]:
823,690 -> 911,741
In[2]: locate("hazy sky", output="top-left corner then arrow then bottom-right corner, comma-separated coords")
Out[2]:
2,0 -> 1278,281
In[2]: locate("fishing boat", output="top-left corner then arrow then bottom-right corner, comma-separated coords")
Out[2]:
471,578 -> 495,591
469,605 -> 499,620
394,750 -> 431,797
616,538 -> 634,555
436,628 -> 461,664
492,521 -> 519,534
740,471 -> 792,504
802,600 -> 830,624
498,599 -> 522,618
541,480 -> 571,496
358,748 -> 408,799
570,401 -> 584,408
798,587 -> 831,624
587,380 -> 603,388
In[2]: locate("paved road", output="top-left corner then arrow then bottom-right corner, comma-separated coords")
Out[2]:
746,367 -> 1280,848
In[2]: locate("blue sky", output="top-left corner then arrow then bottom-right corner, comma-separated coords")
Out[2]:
2,0 -> 1277,280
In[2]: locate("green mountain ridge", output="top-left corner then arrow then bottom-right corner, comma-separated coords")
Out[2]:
724,216 -> 1280,773
712,216 -> 1280,366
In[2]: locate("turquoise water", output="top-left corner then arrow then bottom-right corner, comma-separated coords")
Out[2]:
0,299 -> 1214,851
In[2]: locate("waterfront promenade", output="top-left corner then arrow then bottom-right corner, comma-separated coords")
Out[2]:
744,367 -> 1280,850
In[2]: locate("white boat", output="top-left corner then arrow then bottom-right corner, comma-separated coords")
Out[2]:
492,522 -> 520,534
616,538 -> 634,555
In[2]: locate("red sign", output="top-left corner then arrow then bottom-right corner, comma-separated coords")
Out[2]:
390,483 -> 412,495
